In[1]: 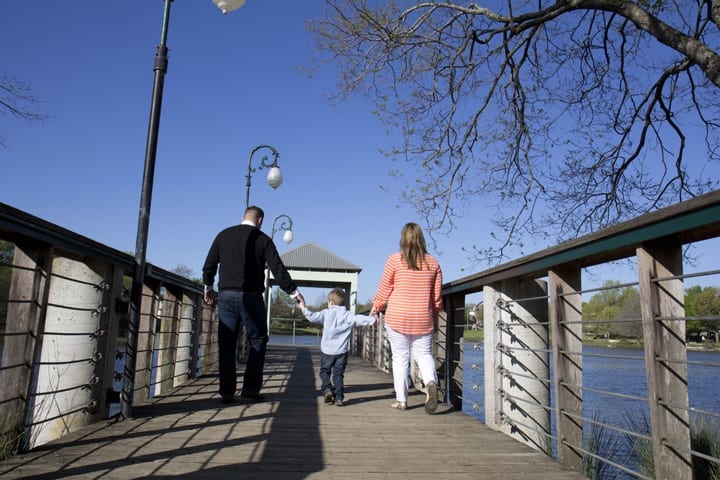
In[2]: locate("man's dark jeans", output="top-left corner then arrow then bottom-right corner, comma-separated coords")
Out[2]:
217,290 -> 268,398
319,352 -> 349,401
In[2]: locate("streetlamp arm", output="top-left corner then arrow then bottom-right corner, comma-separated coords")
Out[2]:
271,214 -> 294,237
246,144 -> 280,208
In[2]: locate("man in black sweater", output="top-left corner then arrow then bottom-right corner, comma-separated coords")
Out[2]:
202,206 -> 304,404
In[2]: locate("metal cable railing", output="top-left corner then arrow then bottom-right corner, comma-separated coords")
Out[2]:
446,264 -> 720,479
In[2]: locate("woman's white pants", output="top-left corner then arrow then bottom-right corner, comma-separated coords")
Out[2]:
385,324 -> 437,402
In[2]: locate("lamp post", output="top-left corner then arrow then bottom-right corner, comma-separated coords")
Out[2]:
123,0 -> 245,420
270,214 -> 294,245
246,144 -> 283,208
265,214 -> 294,330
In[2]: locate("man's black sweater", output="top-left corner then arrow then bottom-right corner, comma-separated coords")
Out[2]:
202,224 -> 297,294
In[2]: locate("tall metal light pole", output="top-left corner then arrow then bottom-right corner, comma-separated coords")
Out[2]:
265,214 -> 294,329
123,0 -> 246,420
245,144 -> 283,208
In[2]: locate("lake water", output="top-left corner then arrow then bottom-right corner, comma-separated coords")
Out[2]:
462,343 -> 720,478
462,343 -> 720,423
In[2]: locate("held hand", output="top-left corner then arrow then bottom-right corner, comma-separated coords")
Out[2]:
296,293 -> 306,308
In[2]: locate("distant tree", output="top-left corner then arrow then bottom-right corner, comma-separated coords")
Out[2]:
582,282 -> 720,340
271,288 -> 298,319
0,241 -> 13,265
615,288 -> 642,338
314,292 -> 329,310
0,241 -> 14,329
685,285 -> 720,334
171,264 -> 201,283
583,280 -> 623,337
310,1 -> 720,262
355,302 -> 372,314
1,76 -> 47,147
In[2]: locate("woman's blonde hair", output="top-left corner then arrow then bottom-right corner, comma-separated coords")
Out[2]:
400,222 -> 428,271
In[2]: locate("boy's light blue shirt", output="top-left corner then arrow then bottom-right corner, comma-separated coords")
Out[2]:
302,305 -> 375,355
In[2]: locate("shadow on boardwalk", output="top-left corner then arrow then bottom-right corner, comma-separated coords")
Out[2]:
0,345 -> 585,479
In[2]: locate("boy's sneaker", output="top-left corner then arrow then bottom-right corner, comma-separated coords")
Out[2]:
335,399 -> 344,406
324,391 -> 335,404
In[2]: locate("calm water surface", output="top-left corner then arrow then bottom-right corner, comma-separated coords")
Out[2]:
461,343 -> 720,477
462,344 -> 720,423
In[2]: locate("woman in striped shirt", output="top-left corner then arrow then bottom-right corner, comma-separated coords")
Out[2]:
371,223 -> 443,414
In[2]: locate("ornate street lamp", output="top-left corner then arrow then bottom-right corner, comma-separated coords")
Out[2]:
246,144 -> 282,208
271,214 -> 294,245
213,0 -> 246,15
264,214 -> 294,329
125,0 -> 246,420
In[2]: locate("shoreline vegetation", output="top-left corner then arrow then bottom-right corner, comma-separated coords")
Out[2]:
461,329 -> 720,351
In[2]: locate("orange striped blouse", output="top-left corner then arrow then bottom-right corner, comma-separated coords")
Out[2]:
372,252 -> 443,335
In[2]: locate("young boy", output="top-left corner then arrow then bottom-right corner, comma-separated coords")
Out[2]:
299,287 -> 376,406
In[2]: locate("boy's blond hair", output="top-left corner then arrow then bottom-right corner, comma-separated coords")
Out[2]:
327,288 -> 346,306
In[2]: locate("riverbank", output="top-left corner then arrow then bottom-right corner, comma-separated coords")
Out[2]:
461,329 -> 720,351
583,338 -> 720,351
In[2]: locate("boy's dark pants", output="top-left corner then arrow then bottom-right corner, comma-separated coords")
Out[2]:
319,352 -> 349,400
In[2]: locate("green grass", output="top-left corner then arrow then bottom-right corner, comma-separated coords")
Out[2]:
0,414 -> 23,461
584,412 -> 629,480
618,411 -> 720,479
463,329 -> 484,342
270,319 -> 321,337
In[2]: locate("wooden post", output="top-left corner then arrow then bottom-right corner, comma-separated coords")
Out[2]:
198,302 -> 218,375
133,281 -> 159,404
91,264 -> 124,421
191,294 -> 203,378
485,279 -> 550,453
441,292 -> 464,409
548,268 -> 583,472
155,287 -> 179,395
637,241 -> 692,480
28,254 -> 109,447
172,291 -> 194,386
0,243 -> 51,449
483,285 -> 500,430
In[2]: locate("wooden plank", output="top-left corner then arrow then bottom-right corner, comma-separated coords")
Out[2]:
0,345 -> 586,479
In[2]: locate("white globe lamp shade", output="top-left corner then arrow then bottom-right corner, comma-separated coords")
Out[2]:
282,230 -> 294,244
213,0 -> 246,15
267,166 -> 283,189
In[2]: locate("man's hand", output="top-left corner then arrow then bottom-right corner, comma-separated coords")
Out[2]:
295,292 -> 305,306
203,288 -> 217,307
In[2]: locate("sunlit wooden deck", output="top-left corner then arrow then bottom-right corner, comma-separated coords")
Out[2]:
0,344 -> 585,479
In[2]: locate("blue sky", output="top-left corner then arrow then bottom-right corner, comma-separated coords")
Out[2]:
0,0 -> 437,303
2,1 -> 717,305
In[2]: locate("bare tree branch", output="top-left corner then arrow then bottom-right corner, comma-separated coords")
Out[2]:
309,0 -> 720,264
0,75 -> 47,147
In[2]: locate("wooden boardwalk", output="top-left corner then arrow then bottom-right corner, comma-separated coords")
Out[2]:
0,345 -> 585,479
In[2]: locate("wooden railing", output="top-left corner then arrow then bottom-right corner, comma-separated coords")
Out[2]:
0,202 -> 218,451
3,189 -> 720,478
435,190 -> 720,479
